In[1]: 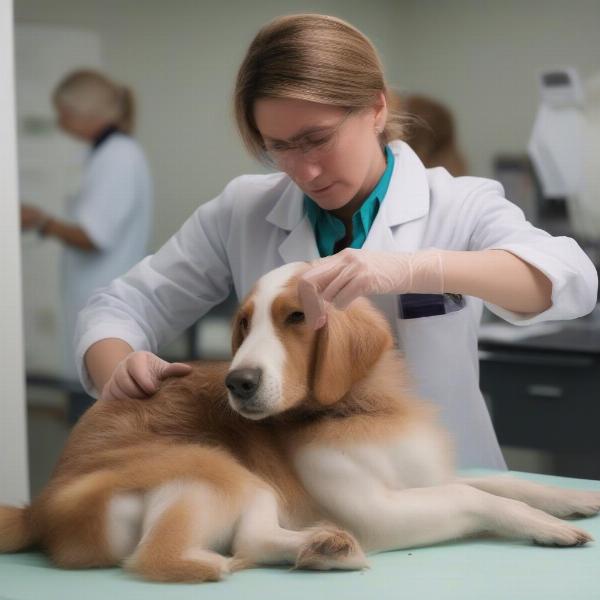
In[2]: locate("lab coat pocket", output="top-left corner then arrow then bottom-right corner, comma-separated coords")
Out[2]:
396,294 -> 474,401
397,293 -> 465,319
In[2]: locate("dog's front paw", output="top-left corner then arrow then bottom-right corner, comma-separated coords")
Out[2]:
532,523 -> 592,547
295,525 -> 368,571
549,490 -> 600,519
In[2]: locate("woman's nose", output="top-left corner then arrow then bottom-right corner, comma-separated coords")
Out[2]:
288,156 -> 323,184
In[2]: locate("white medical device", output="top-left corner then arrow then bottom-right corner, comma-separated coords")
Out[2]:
528,67 -> 600,240
538,68 -> 585,109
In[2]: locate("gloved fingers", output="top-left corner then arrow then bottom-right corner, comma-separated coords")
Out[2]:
103,379 -> 124,402
298,277 -> 327,330
127,355 -> 160,395
320,262 -> 360,304
100,380 -> 118,402
106,376 -> 141,402
301,256 -> 345,290
160,362 -> 193,380
118,366 -> 152,397
330,274 -> 369,310
299,257 -> 346,329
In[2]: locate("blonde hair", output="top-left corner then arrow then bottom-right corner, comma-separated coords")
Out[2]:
53,69 -> 136,135
234,14 -> 406,162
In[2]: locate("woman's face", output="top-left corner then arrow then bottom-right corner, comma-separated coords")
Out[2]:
254,96 -> 387,218
55,104 -> 107,142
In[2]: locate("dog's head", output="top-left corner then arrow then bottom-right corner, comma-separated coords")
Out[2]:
225,262 -> 393,420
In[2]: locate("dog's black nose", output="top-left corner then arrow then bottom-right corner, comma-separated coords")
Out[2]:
225,368 -> 262,400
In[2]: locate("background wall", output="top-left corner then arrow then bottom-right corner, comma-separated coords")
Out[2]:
1,0 -> 29,504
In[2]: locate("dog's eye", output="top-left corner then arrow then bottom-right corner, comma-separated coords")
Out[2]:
285,311 -> 305,325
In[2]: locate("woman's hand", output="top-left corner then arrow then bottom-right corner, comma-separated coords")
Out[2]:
101,350 -> 192,402
298,248 -> 444,329
20,205 -> 47,230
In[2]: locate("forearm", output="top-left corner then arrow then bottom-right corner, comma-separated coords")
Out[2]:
84,338 -> 134,394
41,218 -> 97,251
442,249 -> 553,314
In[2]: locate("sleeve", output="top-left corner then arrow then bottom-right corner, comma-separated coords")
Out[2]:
458,179 -> 598,325
74,143 -> 140,251
74,177 -> 240,396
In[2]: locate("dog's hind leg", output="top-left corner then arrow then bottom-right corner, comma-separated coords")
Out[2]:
348,483 -> 593,551
296,450 -> 592,551
231,487 -> 368,571
124,480 -> 242,582
457,475 -> 600,519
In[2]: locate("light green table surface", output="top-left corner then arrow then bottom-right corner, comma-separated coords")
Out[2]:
1,470 -> 599,600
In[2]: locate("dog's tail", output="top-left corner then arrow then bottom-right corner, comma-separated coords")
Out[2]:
0,505 -> 36,552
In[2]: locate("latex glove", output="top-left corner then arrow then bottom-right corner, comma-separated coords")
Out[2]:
102,350 -> 192,402
298,248 -> 444,329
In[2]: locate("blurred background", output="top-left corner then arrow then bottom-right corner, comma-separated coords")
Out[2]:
12,0 -> 600,495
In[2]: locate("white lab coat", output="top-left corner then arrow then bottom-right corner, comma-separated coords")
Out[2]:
62,132 -> 153,378
75,140 -> 597,468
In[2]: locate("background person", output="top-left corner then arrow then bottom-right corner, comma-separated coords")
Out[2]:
389,92 -> 468,176
21,69 -> 154,422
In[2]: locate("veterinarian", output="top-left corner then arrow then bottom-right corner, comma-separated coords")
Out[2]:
21,69 -> 153,421
74,15 -> 597,469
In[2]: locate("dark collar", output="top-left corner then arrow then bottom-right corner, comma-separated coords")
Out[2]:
92,125 -> 120,151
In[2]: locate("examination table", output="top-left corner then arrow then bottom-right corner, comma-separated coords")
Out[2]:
1,470 -> 599,600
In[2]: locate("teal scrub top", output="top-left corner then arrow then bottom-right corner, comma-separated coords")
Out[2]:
304,145 -> 395,257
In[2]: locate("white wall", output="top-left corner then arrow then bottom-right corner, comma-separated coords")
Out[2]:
387,0 -> 600,177
1,0 -> 30,504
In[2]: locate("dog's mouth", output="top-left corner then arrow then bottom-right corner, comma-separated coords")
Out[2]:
227,394 -> 272,420
237,408 -> 269,420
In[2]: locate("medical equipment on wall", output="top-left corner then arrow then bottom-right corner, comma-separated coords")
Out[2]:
528,67 -> 600,240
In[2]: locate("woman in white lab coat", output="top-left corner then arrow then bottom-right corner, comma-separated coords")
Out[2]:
76,16 -> 596,468
21,70 -> 153,420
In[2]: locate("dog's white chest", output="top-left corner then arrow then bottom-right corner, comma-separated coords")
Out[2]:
294,427 -> 452,505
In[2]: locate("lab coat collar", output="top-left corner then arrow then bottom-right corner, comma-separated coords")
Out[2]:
266,140 -> 431,263
383,140 -> 430,227
266,140 -> 430,232
264,177 -> 317,262
266,178 -> 305,231
266,178 -> 320,263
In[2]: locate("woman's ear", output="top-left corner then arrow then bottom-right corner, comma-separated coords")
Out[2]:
374,90 -> 388,132
311,299 -> 393,405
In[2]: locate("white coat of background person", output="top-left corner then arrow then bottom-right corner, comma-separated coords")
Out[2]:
20,70 -> 153,417
75,15 -> 597,469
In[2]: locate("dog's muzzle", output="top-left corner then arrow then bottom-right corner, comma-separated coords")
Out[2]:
226,367 -> 262,402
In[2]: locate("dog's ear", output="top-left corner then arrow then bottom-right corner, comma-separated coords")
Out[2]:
312,299 -> 393,405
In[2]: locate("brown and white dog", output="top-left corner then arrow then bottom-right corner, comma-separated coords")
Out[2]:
1,262 -> 599,582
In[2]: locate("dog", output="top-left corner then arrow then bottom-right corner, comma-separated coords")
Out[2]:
1,261 -> 599,582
